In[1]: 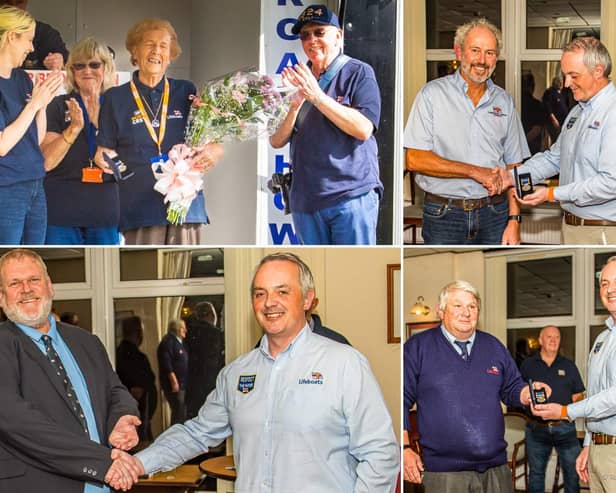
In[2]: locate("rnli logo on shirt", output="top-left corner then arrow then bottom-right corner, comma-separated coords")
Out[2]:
486,366 -> 500,375
131,110 -> 144,125
558,369 -> 566,376
298,372 -> 324,385
593,341 -> 604,353
588,120 -> 601,129
566,116 -> 578,129
237,374 -> 256,393
168,109 -> 184,120
489,106 -> 507,117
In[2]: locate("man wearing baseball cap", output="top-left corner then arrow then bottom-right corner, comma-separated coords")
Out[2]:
271,4 -> 383,245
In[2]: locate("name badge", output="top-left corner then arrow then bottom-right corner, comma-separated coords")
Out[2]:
81,166 -> 103,183
150,154 -> 169,172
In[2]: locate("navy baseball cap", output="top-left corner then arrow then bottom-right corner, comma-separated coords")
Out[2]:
292,4 -> 340,35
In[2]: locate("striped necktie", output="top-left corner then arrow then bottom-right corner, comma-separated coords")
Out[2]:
454,340 -> 470,361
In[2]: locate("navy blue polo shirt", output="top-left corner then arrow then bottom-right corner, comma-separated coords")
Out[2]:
44,92 -> 120,227
98,72 -> 207,231
0,69 -> 45,186
289,57 -> 383,213
520,352 -> 585,407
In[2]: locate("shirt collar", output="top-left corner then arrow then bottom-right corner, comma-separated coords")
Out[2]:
16,315 -> 58,343
132,70 -> 165,93
578,80 -> 615,110
440,324 -> 476,346
606,316 -> 616,331
259,323 -> 311,360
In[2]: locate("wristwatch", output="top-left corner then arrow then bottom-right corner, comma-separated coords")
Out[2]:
508,214 -> 522,223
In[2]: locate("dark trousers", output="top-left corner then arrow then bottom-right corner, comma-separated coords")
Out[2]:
422,464 -> 513,493
163,389 -> 186,425
526,421 -> 580,493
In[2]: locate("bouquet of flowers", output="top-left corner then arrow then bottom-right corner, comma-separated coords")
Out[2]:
153,69 -> 295,225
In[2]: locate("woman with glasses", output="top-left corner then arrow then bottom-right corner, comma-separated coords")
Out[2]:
41,37 -> 119,244
0,6 -> 63,244
94,18 -> 223,245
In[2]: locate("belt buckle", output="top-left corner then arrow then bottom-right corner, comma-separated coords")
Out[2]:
462,199 -> 477,211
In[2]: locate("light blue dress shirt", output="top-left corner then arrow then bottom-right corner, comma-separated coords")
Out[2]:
16,316 -> 108,493
568,317 -> 616,446
137,325 -> 399,492
440,325 -> 476,357
517,82 -> 616,220
403,69 -> 530,199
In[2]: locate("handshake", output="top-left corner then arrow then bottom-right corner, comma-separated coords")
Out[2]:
103,415 -> 145,491
476,166 -> 548,205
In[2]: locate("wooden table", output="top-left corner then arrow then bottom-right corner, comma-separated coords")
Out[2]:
132,464 -> 205,493
200,455 -> 236,493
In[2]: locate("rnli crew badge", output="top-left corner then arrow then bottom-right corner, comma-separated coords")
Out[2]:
238,374 -> 256,394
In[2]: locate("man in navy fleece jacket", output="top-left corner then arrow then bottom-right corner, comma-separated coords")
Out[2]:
403,280 -> 549,492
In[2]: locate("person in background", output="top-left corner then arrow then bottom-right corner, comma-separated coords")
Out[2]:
95,18 -> 223,245
270,4 -> 383,245
41,37 -> 120,245
542,75 -> 569,142
0,0 -> 67,70
116,315 -> 157,442
0,6 -> 63,244
532,257 -> 616,492
0,248 -> 142,492
520,326 -> 585,493
404,18 -> 529,245
184,301 -> 224,420
157,318 -> 188,425
60,311 -> 79,325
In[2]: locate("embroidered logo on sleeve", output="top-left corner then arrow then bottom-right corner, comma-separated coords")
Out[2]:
566,116 -> 578,129
593,341 -> 604,353
237,374 -> 256,393
298,371 -> 324,385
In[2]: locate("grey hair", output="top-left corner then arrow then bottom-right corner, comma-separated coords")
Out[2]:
600,256 -> 616,278
251,252 -> 314,298
0,249 -> 49,289
454,17 -> 502,56
563,37 -> 612,78
438,280 -> 481,312
167,318 -> 185,336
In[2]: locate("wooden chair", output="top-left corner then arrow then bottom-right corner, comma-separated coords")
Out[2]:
504,412 -> 528,491
404,409 -> 425,493
403,170 -> 423,244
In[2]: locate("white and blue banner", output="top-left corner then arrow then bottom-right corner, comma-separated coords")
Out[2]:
260,0 -> 306,245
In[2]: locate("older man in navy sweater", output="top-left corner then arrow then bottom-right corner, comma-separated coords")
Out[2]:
403,280 -> 549,492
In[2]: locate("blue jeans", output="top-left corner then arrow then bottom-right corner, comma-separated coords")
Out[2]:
45,225 -> 120,245
421,196 -> 509,244
292,190 -> 379,245
0,179 -> 46,244
526,421 -> 581,493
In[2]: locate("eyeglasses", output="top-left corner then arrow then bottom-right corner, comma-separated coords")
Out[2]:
72,61 -> 103,71
299,28 -> 328,41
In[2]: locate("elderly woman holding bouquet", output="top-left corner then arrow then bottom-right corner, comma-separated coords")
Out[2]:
0,6 -> 63,244
95,18 -> 223,245
41,37 -> 120,244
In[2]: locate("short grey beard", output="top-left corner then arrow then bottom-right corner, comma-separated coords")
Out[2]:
2,296 -> 52,329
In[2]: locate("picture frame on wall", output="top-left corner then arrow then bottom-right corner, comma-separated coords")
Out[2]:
387,263 -> 401,344
406,321 -> 438,341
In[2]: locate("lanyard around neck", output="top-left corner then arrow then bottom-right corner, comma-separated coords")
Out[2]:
130,77 -> 169,156
75,93 -> 102,164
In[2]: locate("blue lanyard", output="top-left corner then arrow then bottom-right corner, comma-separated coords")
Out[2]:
315,52 -> 350,91
74,93 -> 102,163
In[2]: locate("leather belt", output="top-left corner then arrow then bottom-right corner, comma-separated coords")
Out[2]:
424,192 -> 507,211
529,419 -> 570,428
564,212 -> 616,227
592,432 -> 616,445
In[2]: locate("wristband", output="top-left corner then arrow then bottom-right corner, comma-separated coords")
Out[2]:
508,215 -> 522,223
403,444 -> 413,450
547,186 -> 556,202
62,131 -> 75,145
561,405 -> 569,420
